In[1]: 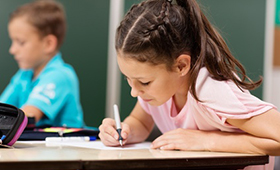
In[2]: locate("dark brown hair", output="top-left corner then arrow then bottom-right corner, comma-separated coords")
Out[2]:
9,0 -> 66,49
115,0 -> 262,101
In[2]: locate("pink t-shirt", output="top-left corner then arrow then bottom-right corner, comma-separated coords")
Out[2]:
138,67 -> 276,170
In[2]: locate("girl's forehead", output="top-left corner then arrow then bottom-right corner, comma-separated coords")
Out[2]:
117,55 -> 151,71
117,55 -> 168,79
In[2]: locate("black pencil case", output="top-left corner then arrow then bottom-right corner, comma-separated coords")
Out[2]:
19,127 -> 99,141
0,103 -> 27,147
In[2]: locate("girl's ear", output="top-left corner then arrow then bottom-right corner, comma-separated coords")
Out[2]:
175,54 -> 191,76
43,34 -> 58,54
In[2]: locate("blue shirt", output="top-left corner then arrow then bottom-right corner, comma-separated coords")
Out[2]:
0,53 -> 84,128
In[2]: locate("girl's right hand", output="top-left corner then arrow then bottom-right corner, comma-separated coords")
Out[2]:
98,118 -> 130,146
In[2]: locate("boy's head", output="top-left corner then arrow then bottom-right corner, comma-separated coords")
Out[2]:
9,0 -> 66,50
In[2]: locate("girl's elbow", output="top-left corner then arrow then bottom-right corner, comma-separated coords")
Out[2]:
264,141 -> 280,156
272,142 -> 280,156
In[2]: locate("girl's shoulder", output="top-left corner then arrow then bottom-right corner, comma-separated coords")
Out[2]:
195,67 -> 249,103
196,67 -> 233,92
194,68 -> 275,114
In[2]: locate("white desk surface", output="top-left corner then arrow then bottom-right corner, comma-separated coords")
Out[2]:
0,141 -> 268,170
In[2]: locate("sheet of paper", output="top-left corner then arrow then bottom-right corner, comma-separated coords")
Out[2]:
16,141 -> 46,144
57,141 -> 152,150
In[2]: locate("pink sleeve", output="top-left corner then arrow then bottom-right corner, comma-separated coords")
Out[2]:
196,73 -> 276,124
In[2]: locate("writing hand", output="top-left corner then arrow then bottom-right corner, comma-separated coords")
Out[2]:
98,118 -> 130,146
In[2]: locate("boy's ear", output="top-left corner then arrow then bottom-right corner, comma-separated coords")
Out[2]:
175,54 -> 191,76
43,34 -> 58,54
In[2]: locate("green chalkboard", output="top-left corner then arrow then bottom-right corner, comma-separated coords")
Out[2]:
59,0 -> 110,127
276,0 -> 280,26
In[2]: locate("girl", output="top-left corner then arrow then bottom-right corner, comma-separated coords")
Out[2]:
99,0 -> 280,169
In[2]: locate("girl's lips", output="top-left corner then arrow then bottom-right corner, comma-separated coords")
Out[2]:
142,99 -> 152,102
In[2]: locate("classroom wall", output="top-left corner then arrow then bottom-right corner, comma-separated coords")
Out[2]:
0,0 -> 267,127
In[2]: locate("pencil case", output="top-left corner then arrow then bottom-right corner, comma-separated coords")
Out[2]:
0,103 -> 27,147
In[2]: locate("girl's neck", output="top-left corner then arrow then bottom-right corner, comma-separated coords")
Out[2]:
173,73 -> 190,112
173,93 -> 188,113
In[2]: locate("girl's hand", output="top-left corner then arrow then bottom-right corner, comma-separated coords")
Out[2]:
98,118 -> 130,146
150,128 -> 209,151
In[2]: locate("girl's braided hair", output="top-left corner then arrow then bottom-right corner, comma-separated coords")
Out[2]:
116,0 -> 262,101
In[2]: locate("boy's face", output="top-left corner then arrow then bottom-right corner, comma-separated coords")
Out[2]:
117,54 -> 187,106
8,16 -> 48,70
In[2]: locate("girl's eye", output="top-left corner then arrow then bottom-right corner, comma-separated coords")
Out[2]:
140,81 -> 150,86
123,75 -> 150,86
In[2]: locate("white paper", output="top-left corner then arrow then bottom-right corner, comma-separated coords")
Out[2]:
57,141 -> 152,150
16,141 -> 46,144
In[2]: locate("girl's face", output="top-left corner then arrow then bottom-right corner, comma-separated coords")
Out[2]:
117,55 -> 188,106
8,16 -> 48,71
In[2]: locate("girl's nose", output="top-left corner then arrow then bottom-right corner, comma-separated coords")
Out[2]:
130,87 -> 138,98
130,83 -> 143,98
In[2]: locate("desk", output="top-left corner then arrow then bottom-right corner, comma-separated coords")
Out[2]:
0,141 -> 268,170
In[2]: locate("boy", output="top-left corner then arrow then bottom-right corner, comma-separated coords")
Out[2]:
0,0 -> 84,128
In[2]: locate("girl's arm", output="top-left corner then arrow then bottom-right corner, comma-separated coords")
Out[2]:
151,109 -> 280,155
222,108 -> 280,155
123,101 -> 155,144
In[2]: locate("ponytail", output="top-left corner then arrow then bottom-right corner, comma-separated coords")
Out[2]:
176,0 -> 262,101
